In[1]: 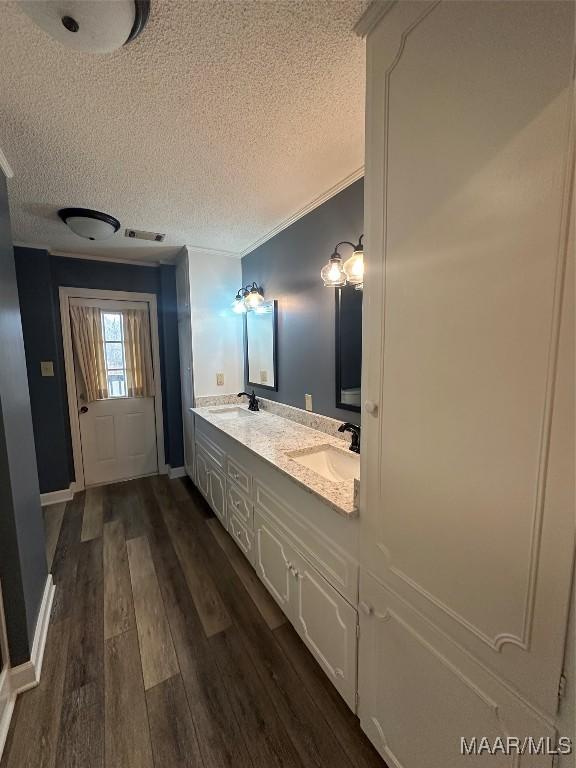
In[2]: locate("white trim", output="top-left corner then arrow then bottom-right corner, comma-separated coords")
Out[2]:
168,466 -> 186,479
0,145 -> 13,179
236,166 -> 365,258
40,483 -> 76,507
184,244 -> 237,260
0,581 -> 13,759
59,287 -> 166,491
353,0 -> 397,38
6,575 -> 55,704
50,250 -> 163,267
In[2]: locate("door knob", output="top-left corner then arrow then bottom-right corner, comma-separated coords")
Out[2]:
79,406 -> 88,414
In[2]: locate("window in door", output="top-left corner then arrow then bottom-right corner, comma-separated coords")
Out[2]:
102,312 -> 128,397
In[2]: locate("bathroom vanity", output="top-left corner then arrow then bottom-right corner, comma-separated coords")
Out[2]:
192,403 -> 360,710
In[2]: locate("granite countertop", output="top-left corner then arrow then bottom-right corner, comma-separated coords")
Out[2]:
192,405 -> 358,517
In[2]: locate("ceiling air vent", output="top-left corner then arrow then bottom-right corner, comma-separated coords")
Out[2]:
124,228 -> 166,242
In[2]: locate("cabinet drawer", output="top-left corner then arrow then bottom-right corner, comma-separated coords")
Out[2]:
227,481 -> 253,528
196,433 -> 225,470
228,513 -> 255,565
226,456 -> 251,495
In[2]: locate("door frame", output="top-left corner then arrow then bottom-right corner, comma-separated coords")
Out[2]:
59,287 -> 166,491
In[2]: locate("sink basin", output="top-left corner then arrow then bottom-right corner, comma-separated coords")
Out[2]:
209,406 -> 254,420
288,444 -> 359,482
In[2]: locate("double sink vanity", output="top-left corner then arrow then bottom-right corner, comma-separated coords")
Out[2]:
191,400 -> 361,710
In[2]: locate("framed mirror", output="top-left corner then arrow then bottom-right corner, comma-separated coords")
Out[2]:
244,300 -> 278,391
335,286 -> 362,411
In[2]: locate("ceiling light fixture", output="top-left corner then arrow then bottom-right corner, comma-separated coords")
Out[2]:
20,0 -> 150,54
321,235 -> 364,289
58,207 -> 121,241
232,283 -> 265,313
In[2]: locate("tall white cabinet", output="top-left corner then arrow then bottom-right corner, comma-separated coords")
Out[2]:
175,247 -> 195,479
359,2 -> 575,765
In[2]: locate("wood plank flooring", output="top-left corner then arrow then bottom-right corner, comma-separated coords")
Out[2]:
1,476 -> 386,768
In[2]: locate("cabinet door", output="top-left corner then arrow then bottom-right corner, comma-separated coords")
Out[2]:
291,549 -> 358,711
208,464 -> 227,530
195,449 -> 210,500
254,508 -> 295,617
361,0 -> 575,723
357,571 -> 556,768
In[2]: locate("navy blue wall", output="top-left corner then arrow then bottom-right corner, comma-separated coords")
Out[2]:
0,178 -> 48,665
15,249 -> 183,493
241,178 -> 364,422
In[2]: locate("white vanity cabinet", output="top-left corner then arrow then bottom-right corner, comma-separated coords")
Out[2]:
194,412 -> 360,710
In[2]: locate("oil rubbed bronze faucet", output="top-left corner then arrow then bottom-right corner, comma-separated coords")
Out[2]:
338,422 -> 360,453
238,390 -> 259,412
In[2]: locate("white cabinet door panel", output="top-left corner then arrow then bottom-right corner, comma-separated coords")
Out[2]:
195,448 -> 210,501
254,508 -> 295,617
291,549 -> 358,711
208,464 -> 227,530
358,571 -> 556,768
361,0 -> 575,717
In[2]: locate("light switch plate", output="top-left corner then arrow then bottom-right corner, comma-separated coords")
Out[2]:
260,370 -> 268,383
40,361 -> 54,377
305,393 -> 313,411
216,373 -> 224,386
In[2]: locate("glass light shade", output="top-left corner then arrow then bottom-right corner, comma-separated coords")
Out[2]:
343,248 -> 364,286
65,215 -> 118,240
232,295 -> 247,313
244,287 -> 264,309
321,256 -> 347,287
58,208 -> 120,241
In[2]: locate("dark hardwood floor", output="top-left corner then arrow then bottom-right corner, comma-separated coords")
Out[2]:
2,475 -> 386,768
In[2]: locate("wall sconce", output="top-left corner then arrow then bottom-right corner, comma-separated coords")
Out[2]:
232,282 -> 264,313
321,235 -> 364,289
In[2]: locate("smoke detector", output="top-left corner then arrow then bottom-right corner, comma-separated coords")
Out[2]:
20,0 -> 150,54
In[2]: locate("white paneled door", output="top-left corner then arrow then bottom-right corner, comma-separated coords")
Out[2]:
73,297 -> 159,487
79,395 -> 158,486
360,1 -> 575,765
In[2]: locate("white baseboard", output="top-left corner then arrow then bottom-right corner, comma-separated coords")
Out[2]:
10,575 -> 55,694
0,669 -> 16,759
0,575 -> 54,759
40,483 -> 75,507
168,466 -> 186,479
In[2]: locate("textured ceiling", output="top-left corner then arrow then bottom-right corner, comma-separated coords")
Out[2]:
0,0 -> 368,261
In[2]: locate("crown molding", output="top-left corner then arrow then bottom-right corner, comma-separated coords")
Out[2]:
0,145 -> 14,178
49,250 -> 161,267
237,165 -> 364,259
184,243 -> 238,260
353,0 -> 397,38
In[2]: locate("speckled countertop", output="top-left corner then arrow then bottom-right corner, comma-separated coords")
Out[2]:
192,405 -> 358,517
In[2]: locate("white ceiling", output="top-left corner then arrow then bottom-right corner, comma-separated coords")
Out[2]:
0,0 -> 368,262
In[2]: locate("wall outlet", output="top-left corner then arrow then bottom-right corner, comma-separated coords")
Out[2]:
216,373 -> 224,386
305,393 -> 313,411
40,361 -> 54,377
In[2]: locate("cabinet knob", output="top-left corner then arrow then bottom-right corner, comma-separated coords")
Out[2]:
364,400 -> 378,415
335,668 -> 344,678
